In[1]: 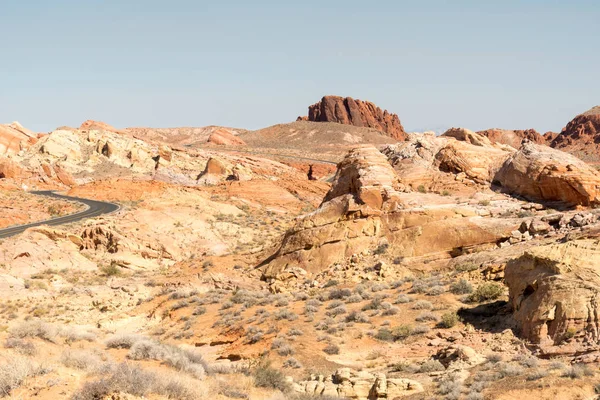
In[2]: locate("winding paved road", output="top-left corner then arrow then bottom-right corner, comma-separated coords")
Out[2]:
0,191 -> 120,239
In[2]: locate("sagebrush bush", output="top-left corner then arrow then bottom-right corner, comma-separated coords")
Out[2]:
345,311 -> 369,323
4,338 -> 36,355
323,344 -> 340,355
419,359 -> 445,373
450,279 -> 473,295
283,357 -> 302,369
468,283 -> 504,303
61,350 -> 108,372
415,311 -> 439,322
439,312 -> 459,328
0,356 -> 50,397
411,300 -> 433,310
127,340 -> 207,379
71,362 -> 199,400
328,288 -> 352,300
252,360 -> 290,392
394,294 -> 412,304
105,334 -> 145,349
9,320 -> 57,342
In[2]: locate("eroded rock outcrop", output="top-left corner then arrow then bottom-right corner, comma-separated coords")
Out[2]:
550,106 -> 600,157
299,96 -> 407,140
207,128 -> 246,146
294,368 -> 423,399
261,146 -> 517,283
0,122 -> 38,155
478,128 -> 545,148
494,141 -> 600,206
382,130 -> 514,189
505,239 -> 600,350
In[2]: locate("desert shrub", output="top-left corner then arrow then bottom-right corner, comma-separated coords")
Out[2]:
193,306 -> 206,315
246,327 -> 264,344
390,280 -> 405,289
283,357 -> 302,369
323,280 -> 339,288
274,309 -> 298,321
417,185 -> 427,193
561,364 -> 594,379
468,283 -> 504,303
420,359 -> 445,373
345,311 -> 369,323
486,353 -> 503,363
326,300 -> 345,309
71,362 -> 199,400
288,328 -> 304,336
328,288 -> 352,300
323,344 -> 340,355
304,305 -> 319,314
450,279 -> 473,295
252,360 -> 290,392
362,297 -> 384,311
371,283 -> 389,292
373,243 -> 389,255
0,356 -> 50,397
220,300 -> 234,310
375,325 -> 412,342
326,305 -> 347,317
512,354 -> 539,368
61,350 -> 107,372
172,300 -> 189,310
455,263 -> 479,272
277,344 -> 294,356
427,285 -> 446,296
394,294 -> 412,304
127,340 -> 207,379
412,325 -> 430,335
8,320 -> 57,342
411,300 -> 433,310
4,338 -> 36,355
169,289 -> 198,300
439,312 -> 459,328
99,262 -> 121,277
105,334 -> 145,349
382,306 -> 400,316
415,312 -> 439,322
345,294 -> 363,303
526,369 -> 548,381
60,327 -> 97,343
496,362 -> 524,378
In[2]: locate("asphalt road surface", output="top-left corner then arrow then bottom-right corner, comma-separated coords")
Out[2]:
0,191 -> 119,239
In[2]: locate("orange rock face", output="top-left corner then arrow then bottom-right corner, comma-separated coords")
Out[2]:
550,106 -> 600,159
477,128 -> 545,148
0,122 -> 37,155
300,96 -> 406,140
494,141 -> 600,206
207,128 -> 246,146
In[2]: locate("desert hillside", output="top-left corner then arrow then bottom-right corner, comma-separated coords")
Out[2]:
3,101 -> 600,400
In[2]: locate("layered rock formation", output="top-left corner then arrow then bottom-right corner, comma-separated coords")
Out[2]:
207,128 -> 246,146
505,239 -> 600,349
550,106 -> 600,158
494,141 -> 600,206
299,96 -> 406,140
477,128 -> 545,148
261,145 -> 518,282
294,368 -> 423,399
383,129 -> 514,190
0,121 -> 38,155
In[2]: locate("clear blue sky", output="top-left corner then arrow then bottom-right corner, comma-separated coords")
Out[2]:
1,0 -> 599,133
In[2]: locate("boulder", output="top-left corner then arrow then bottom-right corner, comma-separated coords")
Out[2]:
300,95 -> 407,140
494,141 -> 600,206
505,239 -> 600,349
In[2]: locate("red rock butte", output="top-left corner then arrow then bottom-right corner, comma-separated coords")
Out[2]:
298,95 -> 407,140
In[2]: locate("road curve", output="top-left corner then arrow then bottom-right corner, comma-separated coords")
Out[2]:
0,191 -> 120,239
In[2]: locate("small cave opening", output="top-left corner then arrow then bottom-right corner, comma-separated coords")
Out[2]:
523,284 -> 535,298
